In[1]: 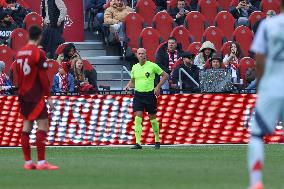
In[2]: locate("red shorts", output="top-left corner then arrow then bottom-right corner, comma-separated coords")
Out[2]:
19,97 -> 48,121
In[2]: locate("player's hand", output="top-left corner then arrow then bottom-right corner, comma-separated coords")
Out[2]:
124,85 -> 130,91
154,87 -> 161,96
47,97 -> 54,110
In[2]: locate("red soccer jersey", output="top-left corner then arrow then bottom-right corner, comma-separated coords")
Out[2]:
16,44 -> 50,102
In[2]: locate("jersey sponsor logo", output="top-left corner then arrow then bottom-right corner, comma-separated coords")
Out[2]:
145,72 -> 150,78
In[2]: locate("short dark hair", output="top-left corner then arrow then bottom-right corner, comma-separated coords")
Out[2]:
168,37 -> 177,42
282,0 -> 284,7
28,25 -> 42,41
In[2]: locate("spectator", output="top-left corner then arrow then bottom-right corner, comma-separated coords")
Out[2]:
0,10 -> 17,45
253,10 -> 276,33
52,62 -> 75,93
56,43 -> 81,64
230,0 -> 257,26
71,58 -> 98,93
154,0 -> 167,11
155,37 -> 183,92
194,41 -> 216,69
104,0 -> 132,42
207,54 -> 223,69
86,0 -> 106,33
223,42 -> 243,80
172,52 -> 199,93
0,60 -> 13,94
5,0 -> 29,27
169,0 -> 190,26
42,0 -> 67,34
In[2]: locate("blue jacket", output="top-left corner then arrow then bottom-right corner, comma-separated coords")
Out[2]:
52,73 -> 75,93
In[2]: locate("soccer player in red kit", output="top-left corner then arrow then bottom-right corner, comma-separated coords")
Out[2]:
16,25 -> 58,170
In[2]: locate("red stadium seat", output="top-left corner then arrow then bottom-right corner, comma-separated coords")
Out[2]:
184,11 -> 208,42
124,12 -> 145,49
135,0 -> 156,26
0,45 -> 15,74
55,43 -> 67,57
155,41 -> 167,57
170,26 -> 193,51
186,42 -> 202,55
248,11 -> 265,29
198,0 -> 219,26
8,28 -> 29,52
239,57 -> 255,84
232,26 -> 254,56
202,26 -> 226,52
229,0 -> 238,7
260,0 -> 281,14
214,11 -> 235,40
16,0 -> 30,9
139,27 -> 163,62
9,61 -> 18,86
46,59 -> 59,90
152,11 -> 175,40
217,0 -> 231,11
23,12 -> 43,30
220,41 -> 232,57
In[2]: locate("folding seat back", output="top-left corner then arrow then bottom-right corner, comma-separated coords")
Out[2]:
248,11 -> 265,29
198,0 -> 219,26
124,12 -> 145,49
214,11 -> 235,40
239,57 -> 255,84
46,59 -> 59,90
152,11 -> 174,40
232,26 -> 253,56
220,41 -> 232,57
0,45 -> 15,74
139,27 -> 163,62
170,26 -> 194,51
217,0 -> 231,11
186,42 -> 202,56
9,28 -> 29,52
260,0 -> 281,14
184,11 -> 207,42
202,26 -> 226,52
23,12 -> 43,30
136,0 -> 156,26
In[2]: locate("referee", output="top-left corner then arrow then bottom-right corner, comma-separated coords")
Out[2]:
125,48 -> 169,149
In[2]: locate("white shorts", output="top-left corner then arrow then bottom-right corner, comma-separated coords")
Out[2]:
250,94 -> 284,136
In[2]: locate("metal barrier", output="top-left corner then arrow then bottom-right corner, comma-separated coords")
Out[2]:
121,66 -> 131,90
178,68 -> 199,90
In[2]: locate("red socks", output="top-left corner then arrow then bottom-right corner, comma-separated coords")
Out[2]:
36,130 -> 47,161
21,132 -> 31,161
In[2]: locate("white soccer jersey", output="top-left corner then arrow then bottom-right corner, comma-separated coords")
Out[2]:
251,13 -> 284,97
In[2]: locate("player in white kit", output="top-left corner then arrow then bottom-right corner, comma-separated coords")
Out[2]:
248,2 -> 284,189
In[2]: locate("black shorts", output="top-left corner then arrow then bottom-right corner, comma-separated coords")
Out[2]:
19,97 -> 48,121
133,91 -> 157,114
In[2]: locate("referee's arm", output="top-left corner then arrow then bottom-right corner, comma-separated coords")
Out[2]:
154,71 -> 169,96
124,78 -> 135,91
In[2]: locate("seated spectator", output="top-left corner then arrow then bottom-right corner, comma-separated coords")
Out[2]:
52,62 -> 75,93
194,41 -> 216,69
4,0 -> 29,27
57,43 -> 81,64
169,0 -> 190,26
155,37 -> 183,92
154,0 -> 167,11
230,0 -> 257,26
0,10 -> 17,44
86,0 -> 106,33
205,54 -> 223,69
104,0 -> 132,42
223,41 -> 243,80
0,60 -> 13,94
71,58 -> 98,93
253,10 -> 276,34
172,52 -> 199,93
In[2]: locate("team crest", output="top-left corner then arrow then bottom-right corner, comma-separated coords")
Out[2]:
145,72 -> 150,78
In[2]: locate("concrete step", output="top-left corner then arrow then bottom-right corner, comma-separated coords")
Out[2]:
73,42 -> 104,50
97,71 -> 130,80
79,49 -> 106,57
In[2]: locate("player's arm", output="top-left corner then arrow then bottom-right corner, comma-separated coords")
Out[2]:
125,78 -> 135,91
155,71 -> 169,96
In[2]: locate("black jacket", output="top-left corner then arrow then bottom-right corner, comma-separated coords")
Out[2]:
155,42 -> 183,74
5,5 -> 29,27
0,22 -> 17,45
169,7 -> 190,26
172,63 -> 199,92
71,69 -> 98,92
86,0 -> 106,13
229,6 -> 257,19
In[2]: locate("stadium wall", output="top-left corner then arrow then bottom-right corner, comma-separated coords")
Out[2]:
0,94 -> 283,146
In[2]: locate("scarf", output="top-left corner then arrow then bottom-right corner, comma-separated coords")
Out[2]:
167,50 -> 178,70
59,73 -> 68,92
0,73 -> 5,85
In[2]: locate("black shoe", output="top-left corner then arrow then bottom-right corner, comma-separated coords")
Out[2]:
154,142 -> 160,149
131,143 -> 142,149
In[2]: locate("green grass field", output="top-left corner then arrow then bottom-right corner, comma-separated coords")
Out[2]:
0,145 -> 283,189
